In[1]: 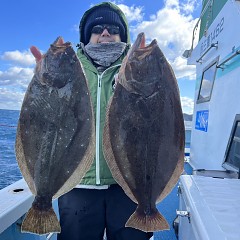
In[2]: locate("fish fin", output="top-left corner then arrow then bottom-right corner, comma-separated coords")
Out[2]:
157,156 -> 184,203
126,209 -> 169,232
21,207 -> 60,235
103,96 -> 137,203
15,127 -> 36,195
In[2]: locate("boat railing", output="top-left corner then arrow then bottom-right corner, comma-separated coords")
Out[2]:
196,41 -> 218,63
217,49 -> 240,69
182,0 -> 214,59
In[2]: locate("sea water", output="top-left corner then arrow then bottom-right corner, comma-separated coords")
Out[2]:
0,109 -> 22,190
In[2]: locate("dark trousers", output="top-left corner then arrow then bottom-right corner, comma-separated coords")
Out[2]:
57,184 -> 153,240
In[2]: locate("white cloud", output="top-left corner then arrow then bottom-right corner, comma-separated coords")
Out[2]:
0,87 -> 25,110
0,66 -> 33,90
1,0 -> 199,112
0,65 -> 33,110
166,0 -> 198,14
181,0 -> 200,15
129,0 -> 199,81
171,56 -> 196,80
117,4 -> 144,23
181,96 -> 194,114
1,50 -> 35,66
165,0 -> 179,9
73,24 -> 79,32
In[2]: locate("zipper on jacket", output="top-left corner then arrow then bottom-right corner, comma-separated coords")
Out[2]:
95,74 -> 101,185
95,64 -> 121,185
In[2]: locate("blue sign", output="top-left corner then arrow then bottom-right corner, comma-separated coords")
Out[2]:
195,110 -> 209,132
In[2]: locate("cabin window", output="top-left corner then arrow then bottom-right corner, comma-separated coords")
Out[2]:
223,114 -> 240,171
197,59 -> 218,103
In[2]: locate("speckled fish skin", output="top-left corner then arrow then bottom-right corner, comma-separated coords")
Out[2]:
15,37 -> 94,235
103,32 -> 185,232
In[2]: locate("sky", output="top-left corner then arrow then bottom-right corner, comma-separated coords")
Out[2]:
0,0 -> 202,114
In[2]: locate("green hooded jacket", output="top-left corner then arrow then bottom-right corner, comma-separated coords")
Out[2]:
77,2 -> 131,186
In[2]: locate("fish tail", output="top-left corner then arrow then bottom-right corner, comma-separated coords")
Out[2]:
126,209 -> 169,232
21,206 -> 60,234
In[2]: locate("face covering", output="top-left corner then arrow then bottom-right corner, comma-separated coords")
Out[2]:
84,42 -> 127,68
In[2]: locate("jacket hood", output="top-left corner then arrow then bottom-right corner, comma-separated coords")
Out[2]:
79,2 -> 130,45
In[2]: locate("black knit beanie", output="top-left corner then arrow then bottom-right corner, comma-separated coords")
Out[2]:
82,6 -> 126,44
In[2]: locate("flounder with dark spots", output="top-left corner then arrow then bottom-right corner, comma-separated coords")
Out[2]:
15,37 -> 95,235
103,32 -> 185,232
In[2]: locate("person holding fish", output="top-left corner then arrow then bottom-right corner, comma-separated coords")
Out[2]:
56,2 -> 153,240
23,0 -> 184,238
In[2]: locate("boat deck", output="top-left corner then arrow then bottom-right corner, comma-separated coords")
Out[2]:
0,174 -> 188,240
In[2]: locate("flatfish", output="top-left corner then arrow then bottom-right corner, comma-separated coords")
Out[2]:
103,32 -> 184,232
15,37 -> 94,234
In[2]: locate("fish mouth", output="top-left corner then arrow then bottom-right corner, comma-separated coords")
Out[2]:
128,32 -> 157,60
119,32 -> 160,97
38,37 -> 75,88
50,37 -> 72,53
134,32 -> 146,49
